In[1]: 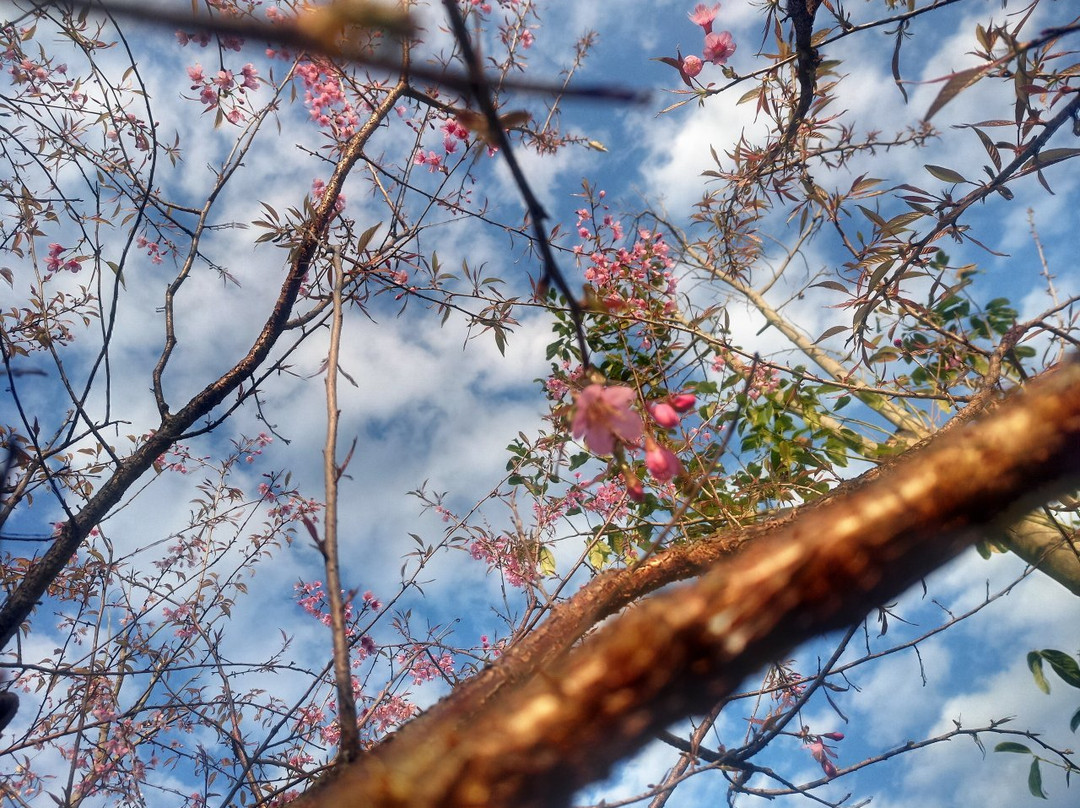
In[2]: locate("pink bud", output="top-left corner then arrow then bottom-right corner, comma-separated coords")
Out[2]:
645,439 -> 683,482
650,402 -> 680,428
622,468 -> 645,502
669,393 -> 696,412
822,732 -> 845,741
680,54 -> 703,78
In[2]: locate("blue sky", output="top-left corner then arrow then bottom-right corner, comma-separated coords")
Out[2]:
2,0 -> 1079,806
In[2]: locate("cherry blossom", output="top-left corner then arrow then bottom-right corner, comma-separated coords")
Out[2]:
644,439 -> 683,482
670,393 -> 697,412
804,734 -> 841,778
704,31 -> 737,65
689,3 -> 721,34
572,384 -> 644,455
650,402 -> 680,428
680,54 -> 704,78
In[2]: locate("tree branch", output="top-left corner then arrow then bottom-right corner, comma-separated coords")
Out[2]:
290,357 -> 1080,807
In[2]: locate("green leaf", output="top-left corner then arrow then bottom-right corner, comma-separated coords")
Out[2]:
1031,147 -> 1080,169
1028,652 -> 1051,694
925,164 -> 967,184
1028,757 -> 1047,799
1041,649 -> 1080,689
568,452 -> 590,471
538,546 -> 556,577
1070,707 -> 1080,733
994,742 -> 1032,754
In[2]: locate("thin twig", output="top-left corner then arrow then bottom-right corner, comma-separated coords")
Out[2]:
322,247 -> 361,761
439,0 -> 591,367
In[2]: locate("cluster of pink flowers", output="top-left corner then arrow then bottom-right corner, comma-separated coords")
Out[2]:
104,112 -> 152,151
469,534 -> 538,588
663,4 -> 737,85
161,602 -> 197,639
367,694 -> 419,733
136,234 -> 169,265
43,242 -> 82,279
152,534 -> 207,572
4,50 -> 76,104
544,360 -> 585,401
441,117 -> 471,154
571,384 -> 695,498
243,431 -> 273,463
155,440 -> 208,475
478,634 -> 508,656
575,216 -> 678,323
712,352 -> 781,399
398,646 -> 455,685
185,62 -> 259,124
413,150 -> 444,172
581,479 -> 634,522
293,59 -> 362,137
257,479 -> 321,522
294,581 -> 381,655
532,485 -> 585,531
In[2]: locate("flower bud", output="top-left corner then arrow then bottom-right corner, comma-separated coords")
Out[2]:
680,54 -> 703,78
650,402 -> 680,428
669,393 -> 696,412
645,438 -> 683,482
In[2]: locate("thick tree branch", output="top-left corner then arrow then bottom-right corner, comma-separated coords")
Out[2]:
290,358 -> 1080,807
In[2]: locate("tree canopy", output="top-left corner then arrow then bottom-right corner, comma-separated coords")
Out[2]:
1,1 -> 1078,807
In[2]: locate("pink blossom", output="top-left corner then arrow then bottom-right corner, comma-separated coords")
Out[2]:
650,402 -> 680,428
414,150 -> 442,171
689,3 -> 721,34
670,393 -> 696,412
240,63 -> 259,91
703,31 -> 736,65
572,385 -> 644,455
805,737 -> 840,779
680,54 -> 704,78
46,242 -> 64,272
645,439 -> 683,482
